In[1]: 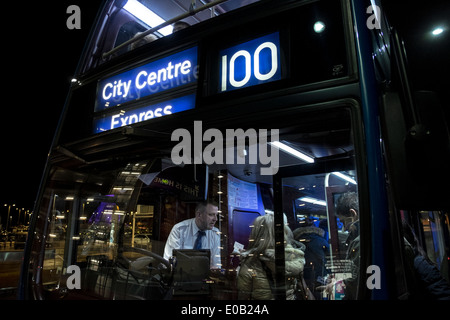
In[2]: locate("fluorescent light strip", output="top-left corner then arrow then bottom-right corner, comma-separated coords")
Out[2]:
271,141 -> 314,163
332,172 -> 357,185
299,196 -> 327,206
124,0 -> 173,36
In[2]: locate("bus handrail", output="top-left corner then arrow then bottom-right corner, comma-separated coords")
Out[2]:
102,0 -> 230,59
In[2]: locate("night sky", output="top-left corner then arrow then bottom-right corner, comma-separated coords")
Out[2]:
2,1 -> 102,211
1,0 -> 449,214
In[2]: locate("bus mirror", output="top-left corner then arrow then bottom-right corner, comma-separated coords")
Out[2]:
382,91 -> 450,210
405,91 -> 450,185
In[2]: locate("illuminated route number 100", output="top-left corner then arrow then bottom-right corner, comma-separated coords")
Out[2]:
221,41 -> 279,92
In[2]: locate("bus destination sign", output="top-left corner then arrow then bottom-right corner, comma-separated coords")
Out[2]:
219,32 -> 281,92
93,94 -> 196,134
95,46 -> 198,112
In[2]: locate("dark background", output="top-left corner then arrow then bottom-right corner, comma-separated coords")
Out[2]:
1,0 -> 449,212
2,1 -> 102,211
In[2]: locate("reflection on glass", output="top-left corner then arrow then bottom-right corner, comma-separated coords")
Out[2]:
33,107 -> 360,300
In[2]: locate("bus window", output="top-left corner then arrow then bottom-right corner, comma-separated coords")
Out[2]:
400,210 -> 450,299
113,21 -> 152,55
35,162 -> 152,297
27,102 -> 363,300
419,211 -> 449,271
80,0 -> 262,73
281,172 -> 359,300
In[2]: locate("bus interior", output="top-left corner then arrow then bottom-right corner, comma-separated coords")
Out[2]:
33,102 -> 364,300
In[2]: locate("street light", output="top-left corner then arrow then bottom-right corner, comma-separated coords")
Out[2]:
3,203 -> 15,231
17,207 -> 25,225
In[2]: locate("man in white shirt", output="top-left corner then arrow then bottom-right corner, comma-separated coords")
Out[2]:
164,202 -> 221,268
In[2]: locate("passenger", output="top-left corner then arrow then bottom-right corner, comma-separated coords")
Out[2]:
237,214 -> 309,300
335,191 -> 360,300
163,201 -> 221,268
293,216 -> 329,299
130,32 -> 157,50
402,220 -> 450,300
172,21 -> 190,33
318,218 -> 329,242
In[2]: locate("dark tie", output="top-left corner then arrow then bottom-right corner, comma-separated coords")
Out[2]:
194,231 -> 206,250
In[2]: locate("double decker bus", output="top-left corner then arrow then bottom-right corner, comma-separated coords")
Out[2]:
19,0 -> 450,301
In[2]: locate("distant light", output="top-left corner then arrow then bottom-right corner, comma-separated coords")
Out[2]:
313,21 -> 326,33
432,27 -> 444,36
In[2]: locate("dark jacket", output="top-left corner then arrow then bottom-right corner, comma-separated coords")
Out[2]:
414,255 -> 450,300
404,239 -> 450,300
293,226 -> 329,283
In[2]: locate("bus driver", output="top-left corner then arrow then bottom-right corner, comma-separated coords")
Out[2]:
163,202 -> 221,268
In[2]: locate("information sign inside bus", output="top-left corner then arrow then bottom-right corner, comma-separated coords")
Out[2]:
95,47 -> 198,112
93,94 -> 196,133
219,32 -> 281,92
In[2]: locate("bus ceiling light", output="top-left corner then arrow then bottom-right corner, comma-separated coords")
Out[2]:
332,172 -> 357,185
431,27 -> 444,36
313,21 -> 326,33
270,141 -> 315,163
299,196 -> 327,206
123,0 -> 173,36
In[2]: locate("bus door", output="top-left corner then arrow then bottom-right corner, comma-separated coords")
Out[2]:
417,211 -> 449,271
410,211 -> 449,274
274,162 -> 360,300
270,102 -> 366,300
